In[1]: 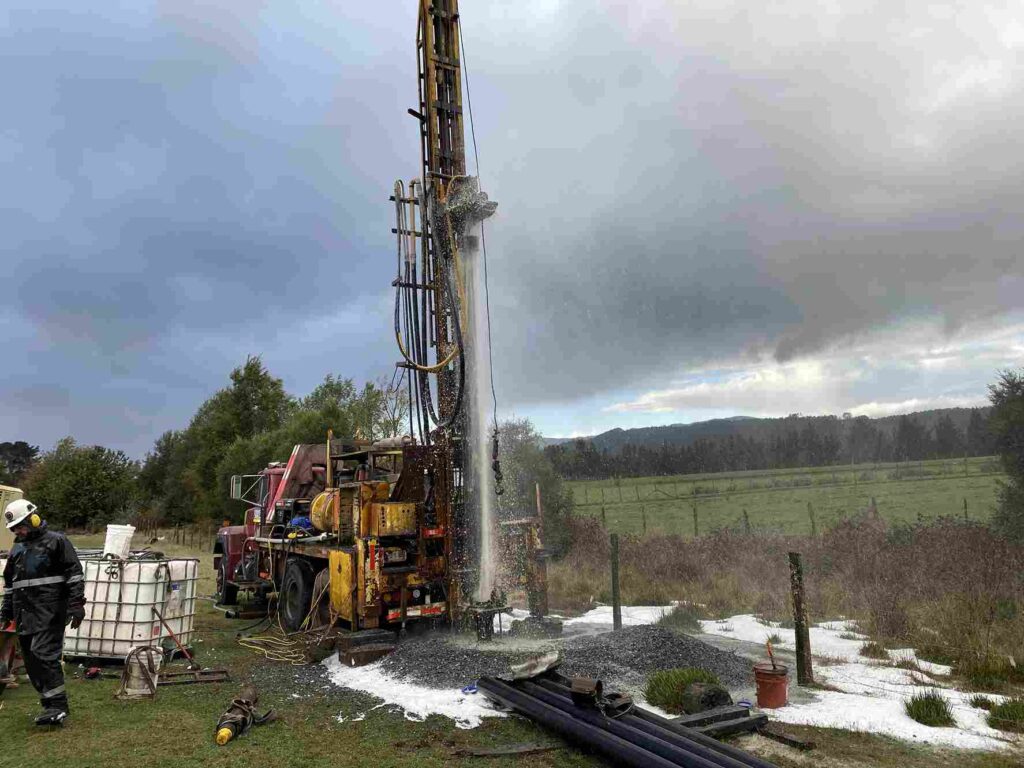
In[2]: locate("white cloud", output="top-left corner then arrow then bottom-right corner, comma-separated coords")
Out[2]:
601,317 -> 1022,419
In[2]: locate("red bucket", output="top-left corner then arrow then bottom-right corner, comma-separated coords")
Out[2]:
753,662 -> 789,708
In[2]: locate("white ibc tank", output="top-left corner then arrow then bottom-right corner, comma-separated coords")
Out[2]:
1,555 -> 198,659
64,557 -> 199,659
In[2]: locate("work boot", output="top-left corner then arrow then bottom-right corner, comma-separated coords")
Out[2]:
34,708 -> 68,727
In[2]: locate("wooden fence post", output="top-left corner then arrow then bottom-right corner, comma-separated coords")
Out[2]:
963,497 -> 968,522
692,504 -> 698,538
743,509 -> 751,535
807,502 -> 817,537
601,506 -> 607,528
788,552 -> 814,685
610,533 -> 622,631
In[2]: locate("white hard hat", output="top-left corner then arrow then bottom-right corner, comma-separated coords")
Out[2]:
4,499 -> 37,530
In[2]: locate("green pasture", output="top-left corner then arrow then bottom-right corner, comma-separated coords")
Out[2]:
567,456 -> 1006,537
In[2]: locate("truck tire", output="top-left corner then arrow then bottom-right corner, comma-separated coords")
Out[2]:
218,560 -> 239,606
280,558 -> 315,632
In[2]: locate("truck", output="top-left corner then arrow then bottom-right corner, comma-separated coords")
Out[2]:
216,438 -> 452,634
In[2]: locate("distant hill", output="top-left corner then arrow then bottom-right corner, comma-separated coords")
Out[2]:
547,407 -> 989,454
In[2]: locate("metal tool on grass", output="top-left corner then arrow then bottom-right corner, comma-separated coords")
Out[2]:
152,606 -> 200,670
215,684 -> 275,745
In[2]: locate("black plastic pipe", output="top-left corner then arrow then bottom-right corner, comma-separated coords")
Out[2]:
532,678 -> 779,768
518,681 -> 727,768
477,677 -> 688,768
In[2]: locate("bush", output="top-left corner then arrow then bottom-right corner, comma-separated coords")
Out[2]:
860,641 -> 888,660
970,695 -> 995,711
987,698 -> 1024,733
657,604 -> 704,633
644,668 -> 721,714
957,653 -> 1024,692
904,691 -> 955,727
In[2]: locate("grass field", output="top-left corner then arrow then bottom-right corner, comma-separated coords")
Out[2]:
567,456 -> 1005,537
2,535 -> 1021,767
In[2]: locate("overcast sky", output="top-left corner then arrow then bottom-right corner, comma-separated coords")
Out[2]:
2,1 -> 1023,458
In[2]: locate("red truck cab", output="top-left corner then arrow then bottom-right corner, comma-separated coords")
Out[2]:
213,462 -> 287,605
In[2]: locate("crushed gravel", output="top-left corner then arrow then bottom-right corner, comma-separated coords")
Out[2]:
561,625 -> 753,690
377,624 -> 753,693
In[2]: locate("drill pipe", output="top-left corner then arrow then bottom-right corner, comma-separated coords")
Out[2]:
517,681 -> 730,768
532,677 -> 779,768
477,677 -> 686,768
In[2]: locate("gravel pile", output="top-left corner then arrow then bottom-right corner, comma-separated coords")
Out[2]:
380,637 -> 559,689
561,625 -> 752,690
377,625 -> 752,692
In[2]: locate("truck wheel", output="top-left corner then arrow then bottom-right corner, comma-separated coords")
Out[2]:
218,560 -> 239,606
280,558 -> 315,632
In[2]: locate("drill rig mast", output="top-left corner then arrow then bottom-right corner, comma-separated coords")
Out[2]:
393,0 -> 497,616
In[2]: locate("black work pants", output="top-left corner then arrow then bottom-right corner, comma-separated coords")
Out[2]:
19,627 -> 68,713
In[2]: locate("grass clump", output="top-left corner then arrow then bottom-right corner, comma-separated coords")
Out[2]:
913,643 -> 958,667
970,694 -> 996,711
987,698 -> 1024,733
644,668 -> 721,714
657,603 -> 704,633
860,641 -> 888,660
957,654 -> 1024,692
904,691 -> 955,727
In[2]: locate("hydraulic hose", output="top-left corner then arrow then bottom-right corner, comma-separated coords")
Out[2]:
391,179 -> 466,432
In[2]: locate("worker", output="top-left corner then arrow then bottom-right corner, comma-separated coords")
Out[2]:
0,499 -> 86,726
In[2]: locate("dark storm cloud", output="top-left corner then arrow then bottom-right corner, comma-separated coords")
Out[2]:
1,3 -> 420,454
469,2 -> 1024,404
4,1 -> 1023,453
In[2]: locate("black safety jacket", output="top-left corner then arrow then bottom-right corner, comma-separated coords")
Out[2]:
0,525 -> 85,635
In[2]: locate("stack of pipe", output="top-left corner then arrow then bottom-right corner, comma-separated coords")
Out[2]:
477,676 -> 779,768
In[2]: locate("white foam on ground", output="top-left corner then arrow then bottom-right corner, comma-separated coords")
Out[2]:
700,614 -> 1016,751
564,604 -> 674,626
322,655 -> 503,729
322,604 -> 675,727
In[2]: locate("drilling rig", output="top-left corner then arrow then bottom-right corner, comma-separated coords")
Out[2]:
393,0 -> 499,617
214,0 -> 554,654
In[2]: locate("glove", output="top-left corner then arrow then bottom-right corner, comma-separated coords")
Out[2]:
67,604 -> 86,630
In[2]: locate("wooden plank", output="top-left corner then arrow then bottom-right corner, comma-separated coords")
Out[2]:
758,722 -> 816,751
672,704 -> 750,728
694,712 -> 768,738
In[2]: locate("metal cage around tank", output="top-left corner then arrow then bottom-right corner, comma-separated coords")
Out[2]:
62,556 -> 199,659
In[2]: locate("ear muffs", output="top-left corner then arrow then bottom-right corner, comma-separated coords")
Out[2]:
29,513 -> 41,527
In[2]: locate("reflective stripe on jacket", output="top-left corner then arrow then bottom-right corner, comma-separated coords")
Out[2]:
0,526 -> 86,635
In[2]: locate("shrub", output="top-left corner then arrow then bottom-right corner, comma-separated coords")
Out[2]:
860,641 -> 888,660
987,699 -> 1024,733
644,668 -> 721,714
957,654 -> 1024,692
913,643 -> 958,667
657,604 -> 703,633
970,695 -> 995,711
904,691 -> 955,727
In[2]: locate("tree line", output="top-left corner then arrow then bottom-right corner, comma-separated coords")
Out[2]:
12,357 -> 408,529
7,357 -> 576,548
545,409 -> 996,481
